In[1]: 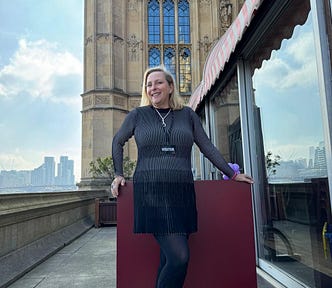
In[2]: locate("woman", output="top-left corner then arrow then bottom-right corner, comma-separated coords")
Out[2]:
111,66 -> 253,287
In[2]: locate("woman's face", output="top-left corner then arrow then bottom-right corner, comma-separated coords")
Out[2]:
146,71 -> 173,109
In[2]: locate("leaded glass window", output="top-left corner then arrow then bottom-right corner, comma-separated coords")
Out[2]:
148,0 -> 160,44
179,48 -> 191,93
149,47 -> 161,67
147,0 -> 192,94
178,0 -> 190,43
164,47 -> 176,77
163,0 -> 175,43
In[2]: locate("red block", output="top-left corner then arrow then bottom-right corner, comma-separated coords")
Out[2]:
117,180 -> 257,288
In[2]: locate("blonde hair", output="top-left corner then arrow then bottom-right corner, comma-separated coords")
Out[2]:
140,66 -> 184,110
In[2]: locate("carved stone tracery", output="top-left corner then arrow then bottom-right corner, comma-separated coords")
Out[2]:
199,0 -> 212,6
128,0 -> 138,12
84,33 -> 125,46
95,95 -> 110,105
219,0 -> 233,35
198,35 -> 214,56
127,34 -> 143,61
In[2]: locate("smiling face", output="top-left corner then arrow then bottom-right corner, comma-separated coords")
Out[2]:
146,71 -> 173,109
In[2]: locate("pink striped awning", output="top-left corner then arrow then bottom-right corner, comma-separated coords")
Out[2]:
189,0 -> 262,110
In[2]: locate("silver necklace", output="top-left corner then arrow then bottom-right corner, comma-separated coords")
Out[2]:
154,108 -> 171,127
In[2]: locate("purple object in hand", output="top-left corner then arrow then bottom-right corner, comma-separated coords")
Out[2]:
223,163 -> 240,180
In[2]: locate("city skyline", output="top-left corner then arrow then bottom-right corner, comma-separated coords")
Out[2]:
0,1 -> 83,181
0,155 -> 76,192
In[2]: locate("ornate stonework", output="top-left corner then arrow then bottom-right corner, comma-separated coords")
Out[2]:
129,99 -> 141,109
95,95 -> 110,105
198,35 -> 214,56
199,0 -> 212,6
83,95 -> 93,108
84,35 -> 93,46
219,0 -> 233,35
128,0 -> 138,12
96,33 -> 112,41
114,96 -> 126,107
127,34 -> 143,62
84,33 -> 124,46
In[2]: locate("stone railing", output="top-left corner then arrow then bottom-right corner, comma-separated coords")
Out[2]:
0,189 -> 107,288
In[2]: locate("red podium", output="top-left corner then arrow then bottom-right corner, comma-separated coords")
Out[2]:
117,180 -> 257,288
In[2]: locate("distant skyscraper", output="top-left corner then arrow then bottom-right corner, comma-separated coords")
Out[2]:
56,156 -> 75,186
44,157 -> 55,185
31,156 -> 55,186
308,146 -> 315,168
314,141 -> 327,175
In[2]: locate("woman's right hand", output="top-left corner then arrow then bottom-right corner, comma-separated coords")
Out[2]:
111,176 -> 125,197
233,173 -> 254,184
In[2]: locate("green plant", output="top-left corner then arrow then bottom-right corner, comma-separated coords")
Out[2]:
265,151 -> 281,176
89,156 -> 136,179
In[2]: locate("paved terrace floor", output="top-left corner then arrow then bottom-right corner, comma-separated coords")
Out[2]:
8,227 -> 282,288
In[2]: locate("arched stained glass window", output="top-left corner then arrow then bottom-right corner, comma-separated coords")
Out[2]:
163,0 -> 175,44
147,1 -> 191,94
164,47 -> 176,78
178,0 -> 190,43
148,0 -> 160,44
179,48 -> 191,93
149,47 -> 161,67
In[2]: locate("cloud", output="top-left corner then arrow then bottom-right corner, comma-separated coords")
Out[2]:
255,30 -> 317,90
0,151 -> 38,171
0,38 -> 82,105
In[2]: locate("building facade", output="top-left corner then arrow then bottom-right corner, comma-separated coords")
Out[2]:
82,0 -> 332,286
80,0 -> 244,184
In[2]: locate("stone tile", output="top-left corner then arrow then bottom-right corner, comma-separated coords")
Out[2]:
8,226 -> 279,288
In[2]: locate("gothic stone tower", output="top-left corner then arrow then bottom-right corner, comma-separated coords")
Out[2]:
80,0 -> 243,185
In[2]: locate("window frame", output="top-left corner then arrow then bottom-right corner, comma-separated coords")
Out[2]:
147,0 -> 192,94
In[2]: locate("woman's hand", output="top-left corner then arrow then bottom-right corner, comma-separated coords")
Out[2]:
233,173 -> 254,184
111,176 -> 126,197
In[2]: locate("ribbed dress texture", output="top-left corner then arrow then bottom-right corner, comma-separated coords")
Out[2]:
112,105 -> 235,234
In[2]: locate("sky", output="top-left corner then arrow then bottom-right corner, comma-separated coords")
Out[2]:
0,1 -> 83,181
252,13 -> 325,162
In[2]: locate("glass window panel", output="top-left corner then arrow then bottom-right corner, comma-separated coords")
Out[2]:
149,47 -> 161,67
147,0 -> 191,93
164,47 -> 176,78
163,0 -> 175,44
148,0 -> 160,44
179,48 -> 191,93
178,0 -> 190,43
252,11 -> 332,287
212,74 -> 241,179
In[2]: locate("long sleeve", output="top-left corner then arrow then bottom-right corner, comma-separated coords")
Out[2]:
189,108 -> 236,179
112,109 -> 137,176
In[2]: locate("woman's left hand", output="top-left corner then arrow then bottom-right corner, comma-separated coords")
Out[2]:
233,173 -> 254,184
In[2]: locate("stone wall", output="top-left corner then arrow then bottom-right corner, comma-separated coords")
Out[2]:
0,189 -> 107,288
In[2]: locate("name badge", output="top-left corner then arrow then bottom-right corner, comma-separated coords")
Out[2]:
161,145 -> 176,154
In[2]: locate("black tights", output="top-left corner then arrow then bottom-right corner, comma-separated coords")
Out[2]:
154,234 -> 190,288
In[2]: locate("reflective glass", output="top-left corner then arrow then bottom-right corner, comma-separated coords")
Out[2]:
252,12 -> 332,287
149,47 -> 161,67
179,48 -> 191,93
164,47 -> 176,78
212,73 -> 241,179
163,0 -> 175,43
148,0 -> 160,44
178,0 -> 190,43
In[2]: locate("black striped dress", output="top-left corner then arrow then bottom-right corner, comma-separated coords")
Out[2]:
112,105 -> 235,234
